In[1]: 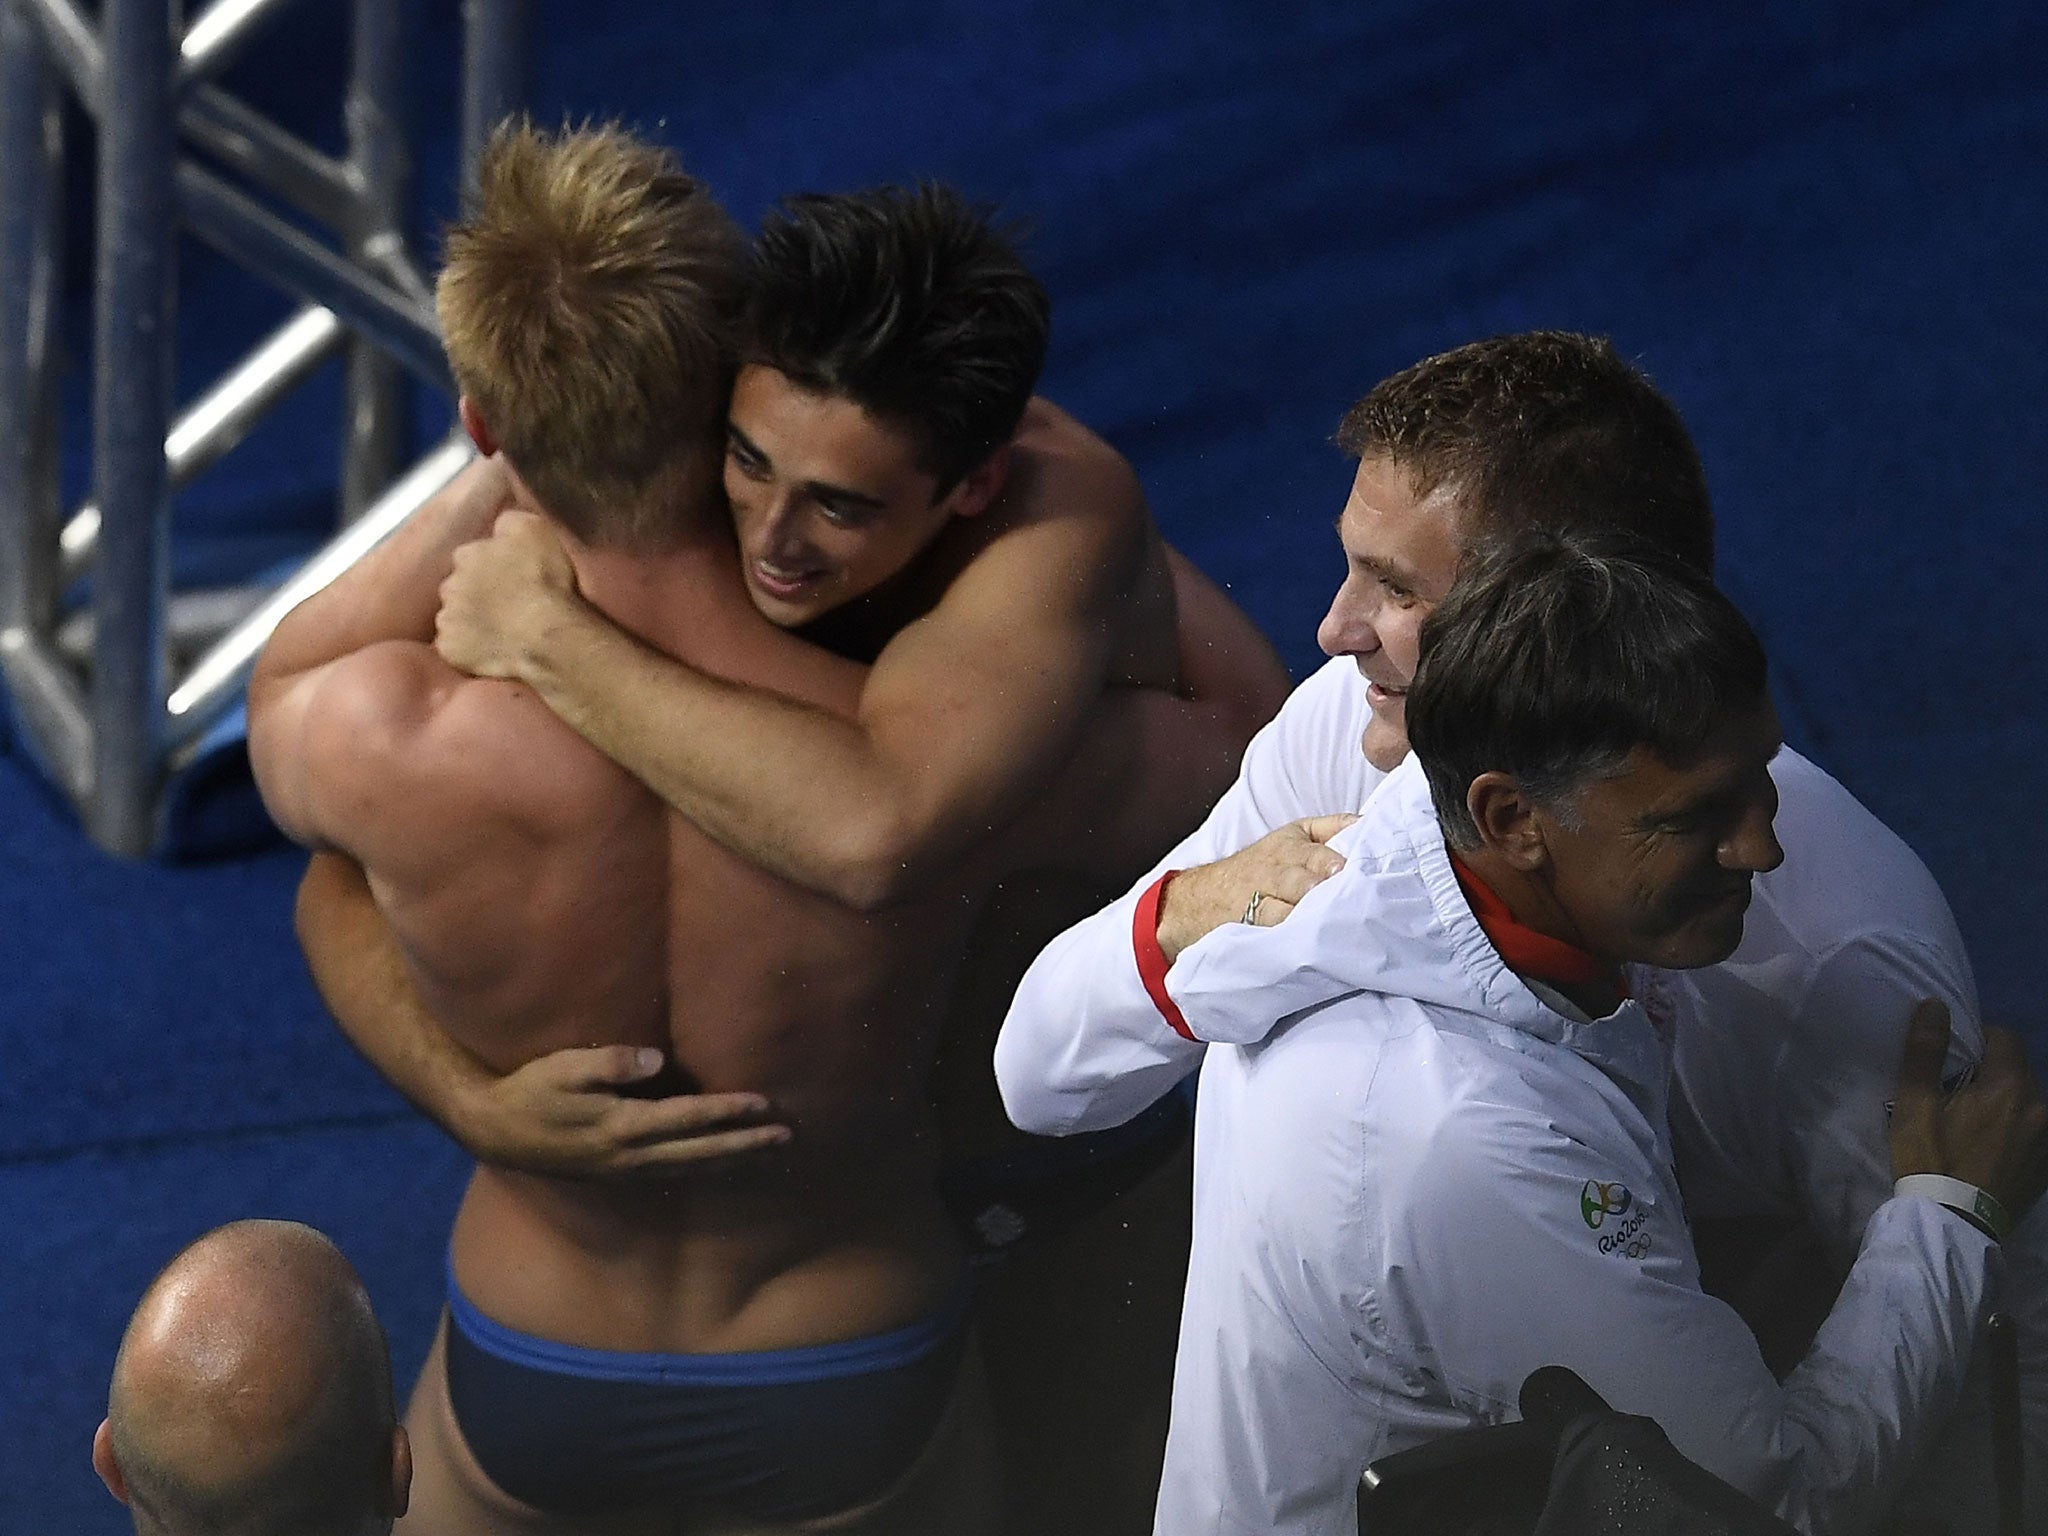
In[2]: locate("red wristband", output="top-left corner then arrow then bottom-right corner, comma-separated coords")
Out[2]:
1133,871 -> 1197,1042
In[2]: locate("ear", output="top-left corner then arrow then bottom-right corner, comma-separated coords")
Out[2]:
92,1419 -> 130,1506
1466,772 -> 1550,871
942,444 -> 1011,520
387,1425 -> 412,1518
458,396 -> 499,459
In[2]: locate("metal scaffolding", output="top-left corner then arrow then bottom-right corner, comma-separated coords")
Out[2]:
0,0 -> 531,856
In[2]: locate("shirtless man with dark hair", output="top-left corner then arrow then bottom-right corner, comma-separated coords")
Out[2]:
252,125 -> 1286,1535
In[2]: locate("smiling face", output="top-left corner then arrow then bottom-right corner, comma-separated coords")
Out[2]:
723,364 -> 996,627
1315,456 -> 1466,770
1534,702 -> 1786,971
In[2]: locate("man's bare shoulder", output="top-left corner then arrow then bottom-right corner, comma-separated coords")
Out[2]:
1012,396 -> 1120,461
1004,398 -> 1147,533
924,397 -> 1152,607
306,639 -> 640,866
856,399 -> 1151,653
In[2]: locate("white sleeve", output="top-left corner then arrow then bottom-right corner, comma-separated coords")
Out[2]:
1164,814 -> 1404,1044
1404,1120 -> 1994,1536
1788,935 -> 2048,1533
1781,935 -> 1983,1272
994,660 -> 1379,1135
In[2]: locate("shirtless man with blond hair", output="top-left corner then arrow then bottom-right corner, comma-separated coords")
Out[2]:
251,123 -> 1285,1535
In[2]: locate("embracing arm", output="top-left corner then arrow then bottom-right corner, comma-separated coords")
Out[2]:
1004,546 -> 1293,883
297,850 -> 497,1130
1404,1005 -> 2046,1536
994,658 -> 1381,1134
269,645 -> 795,1176
436,454 -> 1145,910
296,851 -> 791,1175
1404,1137 -> 1989,1535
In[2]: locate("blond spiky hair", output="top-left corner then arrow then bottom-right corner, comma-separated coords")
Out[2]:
436,120 -> 743,546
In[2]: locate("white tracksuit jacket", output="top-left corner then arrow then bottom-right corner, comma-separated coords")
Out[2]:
1151,757 -> 1991,1535
994,659 -> 2035,1533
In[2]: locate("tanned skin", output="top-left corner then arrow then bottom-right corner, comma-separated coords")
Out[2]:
258,394 -> 1287,1533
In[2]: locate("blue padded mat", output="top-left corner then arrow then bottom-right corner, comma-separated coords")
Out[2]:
4,4 -> 2045,1530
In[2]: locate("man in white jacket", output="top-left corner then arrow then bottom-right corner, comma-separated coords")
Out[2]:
1142,530 -> 2047,1534
994,333 -> 2048,1531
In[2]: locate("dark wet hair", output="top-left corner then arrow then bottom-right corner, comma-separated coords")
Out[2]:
743,183 -> 1050,496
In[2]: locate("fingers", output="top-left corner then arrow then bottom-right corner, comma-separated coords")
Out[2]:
1247,895 -> 1294,929
1895,997 -> 1953,1100
1159,817 -> 1356,958
613,1123 -> 795,1173
1301,846 -> 1346,882
601,1095 -> 793,1175
1250,815 -> 1357,897
1296,813 -> 1359,847
1980,1026 -> 2035,1082
524,1044 -> 668,1090
606,1091 -> 783,1143
1891,1011 -> 2048,1221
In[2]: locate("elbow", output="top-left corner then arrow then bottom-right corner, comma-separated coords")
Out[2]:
813,810 -> 942,912
1196,652 -> 1292,755
826,865 -> 906,915
993,1027 -> 1068,1137
993,951 -> 1091,1137
996,1080 -> 1069,1139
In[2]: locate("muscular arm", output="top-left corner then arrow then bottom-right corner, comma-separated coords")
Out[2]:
247,457 -> 508,841
996,547 -> 1292,884
297,849 -> 496,1124
436,440 -> 1150,910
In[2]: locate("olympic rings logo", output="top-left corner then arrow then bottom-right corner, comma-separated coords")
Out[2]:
1580,1180 -> 1633,1230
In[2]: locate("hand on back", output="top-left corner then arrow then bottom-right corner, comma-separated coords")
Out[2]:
462,1044 -> 792,1179
1891,999 -> 2048,1234
435,510 -> 586,682
1154,814 -> 1358,964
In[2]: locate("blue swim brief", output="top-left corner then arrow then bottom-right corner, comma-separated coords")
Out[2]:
444,1259 -> 974,1522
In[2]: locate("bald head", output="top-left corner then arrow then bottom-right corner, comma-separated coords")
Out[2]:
94,1221 -> 407,1536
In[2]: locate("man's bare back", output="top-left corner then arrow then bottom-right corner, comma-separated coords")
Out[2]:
267,460 -> 983,1361
272,139 -> 1287,1533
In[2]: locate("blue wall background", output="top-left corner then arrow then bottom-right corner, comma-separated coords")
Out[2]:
3,3 -> 2043,1529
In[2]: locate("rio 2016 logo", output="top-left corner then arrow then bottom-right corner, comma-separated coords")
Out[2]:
1580,1180 -> 1633,1230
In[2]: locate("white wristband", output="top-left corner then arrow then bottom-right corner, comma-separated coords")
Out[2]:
1894,1172 -> 2009,1241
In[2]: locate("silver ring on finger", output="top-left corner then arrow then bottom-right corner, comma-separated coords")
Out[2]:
1242,890 -> 1267,926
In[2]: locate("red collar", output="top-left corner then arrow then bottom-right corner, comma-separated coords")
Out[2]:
1448,854 -> 1626,997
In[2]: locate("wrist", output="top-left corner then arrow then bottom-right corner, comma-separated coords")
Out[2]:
1154,868 -> 1204,962
509,593 -> 618,720
1894,1172 -> 2009,1241
1134,871 -> 1196,1042
517,594 -> 599,694
441,1057 -> 509,1158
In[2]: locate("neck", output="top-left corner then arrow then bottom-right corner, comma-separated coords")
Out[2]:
506,449 -> 731,614
561,521 -> 747,654
1449,849 -> 1626,1017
